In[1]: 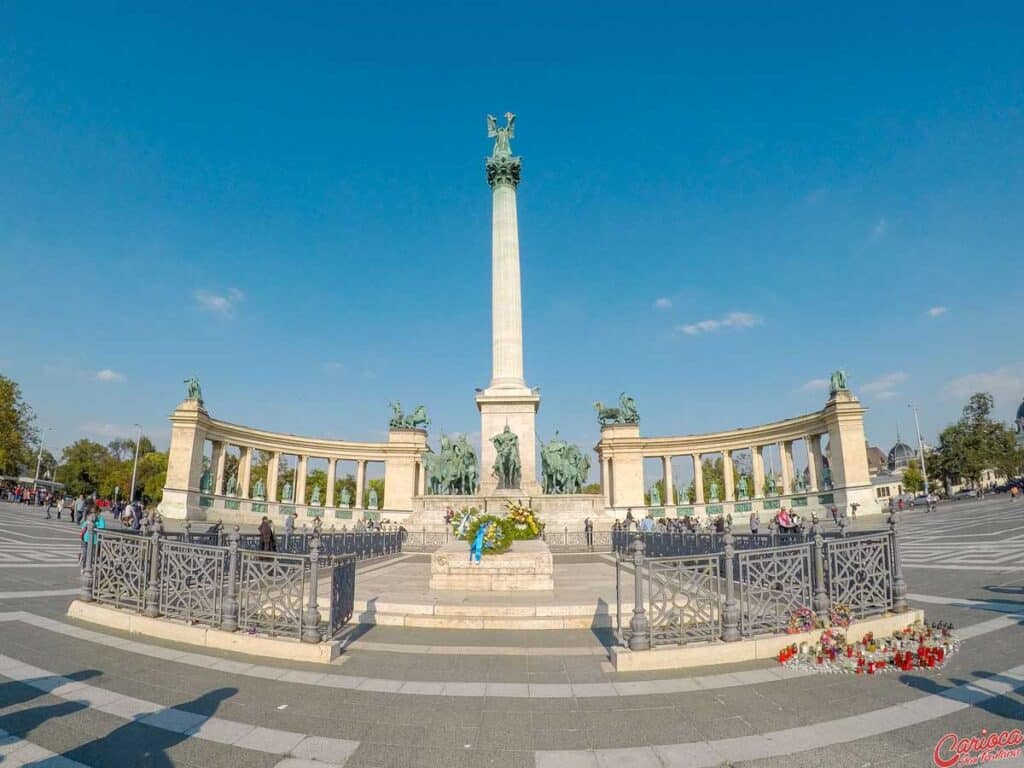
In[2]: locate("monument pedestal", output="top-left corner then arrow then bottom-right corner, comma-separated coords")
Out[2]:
476,387 -> 542,496
429,539 -> 554,591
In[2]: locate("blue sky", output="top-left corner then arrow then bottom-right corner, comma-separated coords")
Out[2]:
1,2 -> 1022,470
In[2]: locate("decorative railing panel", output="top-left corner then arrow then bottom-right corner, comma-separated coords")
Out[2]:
643,555 -> 722,646
825,535 -> 893,618
158,539 -> 226,625
237,551 -> 308,637
328,556 -> 356,636
737,544 -> 813,637
92,531 -> 151,611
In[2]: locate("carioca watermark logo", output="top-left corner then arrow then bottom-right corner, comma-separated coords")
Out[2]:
933,728 -> 1024,767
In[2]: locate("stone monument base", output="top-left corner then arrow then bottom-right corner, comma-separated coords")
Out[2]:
429,539 -> 554,591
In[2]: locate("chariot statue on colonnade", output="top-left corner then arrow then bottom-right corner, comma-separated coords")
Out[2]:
829,369 -> 848,395
594,393 -> 640,426
388,402 -> 430,430
183,376 -> 203,403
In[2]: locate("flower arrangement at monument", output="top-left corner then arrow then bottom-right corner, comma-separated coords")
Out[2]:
777,621 -> 959,675
504,499 -> 543,540
449,502 -> 544,557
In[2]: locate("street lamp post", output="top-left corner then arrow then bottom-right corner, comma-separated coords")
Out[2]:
128,424 -> 143,504
33,427 -> 52,495
908,404 -> 929,495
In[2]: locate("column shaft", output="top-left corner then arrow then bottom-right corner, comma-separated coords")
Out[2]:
751,446 -> 765,498
490,183 -> 525,387
780,441 -> 794,494
806,436 -> 821,492
662,456 -> 674,505
295,456 -> 307,505
238,447 -> 252,499
693,455 -> 705,504
356,460 -> 367,509
212,441 -> 227,495
326,459 -> 337,507
267,452 -> 279,503
723,450 -> 735,502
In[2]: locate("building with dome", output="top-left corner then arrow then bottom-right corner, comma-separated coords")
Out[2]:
887,439 -> 917,472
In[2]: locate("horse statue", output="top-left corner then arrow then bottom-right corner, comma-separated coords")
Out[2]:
829,370 -> 848,395
184,377 -> 203,403
594,393 -> 640,426
389,402 -> 431,429
491,426 -> 521,489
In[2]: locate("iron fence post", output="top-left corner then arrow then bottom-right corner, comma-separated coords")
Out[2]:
302,534 -> 322,643
79,520 -> 95,602
143,529 -> 161,617
888,511 -> 909,613
721,525 -> 740,641
221,527 -> 240,632
184,522 -> 191,544
811,520 -> 831,625
628,537 -> 651,651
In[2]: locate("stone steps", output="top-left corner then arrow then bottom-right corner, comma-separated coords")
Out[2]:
352,598 -> 632,630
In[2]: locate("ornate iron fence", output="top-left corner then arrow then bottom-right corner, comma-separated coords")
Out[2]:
158,539 -> 227,625
617,517 -> 910,651
91,530 -> 151,611
612,527 -> 875,558
81,524 -> 357,643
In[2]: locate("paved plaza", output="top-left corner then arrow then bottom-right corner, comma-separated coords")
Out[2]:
0,498 -> 1022,767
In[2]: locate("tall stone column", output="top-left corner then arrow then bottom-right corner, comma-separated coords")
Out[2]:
295,455 -> 308,505
692,455 -> 705,504
662,456 -> 674,505
780,441 -> 794,495
355,460 -> 367,510
212,441 -> 227,495
601,457 -> 611,507
238,447 -> 252,499
806,435 -> 821,492
751,446 -> 765,499
326,459 -> 337,507
267,451 -> 279,502
159,398 -> 210,520
722,450 -> 735,502
476,113 -> 541,495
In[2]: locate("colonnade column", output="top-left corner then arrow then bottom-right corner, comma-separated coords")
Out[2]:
780,441 -> 794,495
326,459 -> 337,507
295,456 -> 308,505
212,441 -> 227,495
805,435 -> 821,492
751,446 -> 765,499
692,455 -> 705,504
601,457 -> 611,507
417,460 -> 426,496
355,460 -> 367,510
266,452 -> 279,503
723,450 -> 735,502
238,447 -> 252,499
662,456 -> 674,506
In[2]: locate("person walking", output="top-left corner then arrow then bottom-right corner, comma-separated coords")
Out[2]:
73,495 -> 86,525
79,504 -> 106,564
44,493 -> 55,520
258,516 -> 276,552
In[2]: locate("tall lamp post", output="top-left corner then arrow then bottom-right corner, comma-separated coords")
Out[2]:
128,424 -> 143,504
908,404 -> 929,495
33,427 -> 52,494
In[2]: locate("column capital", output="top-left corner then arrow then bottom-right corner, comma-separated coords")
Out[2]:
486,155 -> 521,188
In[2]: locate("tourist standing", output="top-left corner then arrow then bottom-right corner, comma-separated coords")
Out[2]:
284,511 -> 295,547
258,516 -> 276,552
73,495 -> 85,524
749,511 -> 759,534
584,517 -> 594,550
79,504 -> 105,564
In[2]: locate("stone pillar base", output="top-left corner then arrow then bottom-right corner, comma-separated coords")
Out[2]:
476,387 -> 541,496
429,539 -> 553,591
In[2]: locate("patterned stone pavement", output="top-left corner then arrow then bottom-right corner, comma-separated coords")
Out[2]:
0,498 -> 1021,767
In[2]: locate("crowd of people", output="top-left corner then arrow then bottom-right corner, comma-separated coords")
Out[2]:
613,505 -> 837,536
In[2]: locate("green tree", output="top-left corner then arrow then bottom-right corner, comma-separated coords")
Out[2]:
55,439 -> 114,496
135,451 -> 168,503
581,482 -> 601,495
107,438 -> 134,461
902,459 -> 924,494
930,392 -> 1023,490
0,375 -> 37,476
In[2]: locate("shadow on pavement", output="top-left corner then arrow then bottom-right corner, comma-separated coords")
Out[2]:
899,669 -> 1024,722
0,670 -> 101,711
12,685 -> 238,768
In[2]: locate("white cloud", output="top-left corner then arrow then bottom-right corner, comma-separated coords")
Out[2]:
944,364 -> 1024,404
94,369 -> 125,383
872,218 -> 888,239
653,297 -> 672,311
797,378 -> 829,393
675,311 -> 762,336
860,371 -> 908,400
927,306 -> 948,318
194,287 -> 245,316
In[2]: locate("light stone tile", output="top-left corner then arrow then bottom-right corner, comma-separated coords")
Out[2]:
529,683 -> 573,698
594,746 -> 663,767
653,741 -> 723,767
292,735 -> 360,763
279,670 -> 327,685
273,760 -> 336,768
209,659 -> 256,674
139,707 -> 209,734
535,750 -> 599,768
570,683 -> 617,698
185,716 -> 257,745
319,674 -> 366,689
356,678 -> 404,693
65,685 -> 123,707
397,680 -> 445,695
485,682 -> 530,698
97,695 -> 162,720
442,681 -> 487,697
245,665 -> 291,680
236,726 -> 306,755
